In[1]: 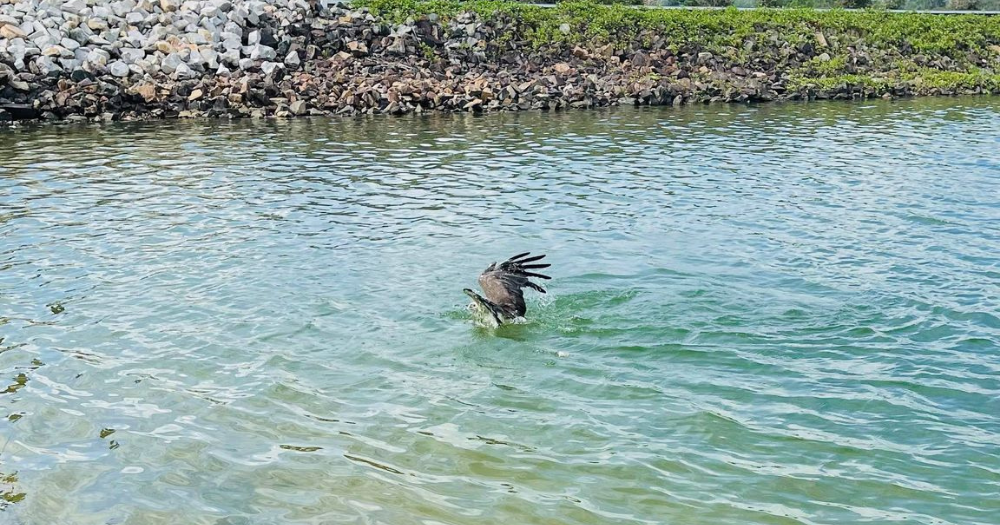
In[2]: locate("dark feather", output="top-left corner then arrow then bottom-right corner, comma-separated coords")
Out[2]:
467,252 -> 553,321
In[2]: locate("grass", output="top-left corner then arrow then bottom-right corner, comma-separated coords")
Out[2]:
351,1 -> 1000,97
355,1 -> 1000,52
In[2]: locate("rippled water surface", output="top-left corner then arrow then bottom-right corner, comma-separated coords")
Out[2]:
2,98 -> 1000,525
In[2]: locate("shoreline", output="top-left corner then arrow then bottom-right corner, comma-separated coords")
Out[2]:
2,1 -> 999,125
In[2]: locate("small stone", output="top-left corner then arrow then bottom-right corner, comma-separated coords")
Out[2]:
215,64 -> 231,76
201,49 -> 218,68
69,28 -> 92,45
815,31 -> 829,49
87,19 -> 109,31
62,0 -> 88,14
247,29 -> 259,45
134,83 -> 156,101
219,48 -> 239,66
173,61 -> 195,79
284,49 -> 299,67
11,79 -> 30,91
120,47 -> 145,64
108,60 -> 129,77
259,60 -> 282,76
697,52 -> 713,64
347,40 -> 367,56
249,43 -> 275,60
221,35 -> 240,51
160,0 -> 178,12
818,52 -> 831,62
60,37 -> 81,51
0,63 -> 13,83
188,88 -> 203,100
238,57 -> 253,70
87,48 -> 110,67
113,0 -> 137,17
554,63 -> 571,75
161,52 -> 182,74
0,24 -> 27,39
289,100 -> 307,115
559,23 -> 570,35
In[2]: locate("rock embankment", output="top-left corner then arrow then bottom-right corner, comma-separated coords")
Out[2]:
1,1 -> 998,123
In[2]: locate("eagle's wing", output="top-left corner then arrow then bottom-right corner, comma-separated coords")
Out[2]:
476,253 -> 551,318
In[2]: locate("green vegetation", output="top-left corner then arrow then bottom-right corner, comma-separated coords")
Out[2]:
354,1 -> 1000,98
357,1 -> 1000,52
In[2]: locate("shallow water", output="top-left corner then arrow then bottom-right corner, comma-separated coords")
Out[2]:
1,98 -> 999,525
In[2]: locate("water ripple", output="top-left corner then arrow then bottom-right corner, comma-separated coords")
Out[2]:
2,98 -> 1000,524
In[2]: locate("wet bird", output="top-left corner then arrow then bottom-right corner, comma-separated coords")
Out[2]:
464,252 -> 552,326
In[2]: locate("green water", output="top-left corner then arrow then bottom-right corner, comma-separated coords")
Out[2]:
1,98 -> 999,525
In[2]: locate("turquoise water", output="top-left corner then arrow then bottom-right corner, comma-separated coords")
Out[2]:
1,98 -> 999,525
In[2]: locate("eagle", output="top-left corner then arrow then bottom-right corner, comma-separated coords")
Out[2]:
463,252 -> 552,326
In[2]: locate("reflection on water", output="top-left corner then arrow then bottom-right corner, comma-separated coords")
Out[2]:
2,98 -> 1000,525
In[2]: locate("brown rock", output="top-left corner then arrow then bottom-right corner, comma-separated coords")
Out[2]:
347,41 -> 368,56
815,32 -> 829,49
0,24 -> 26,39
134,84 -> 157,102
188,89 -> 203,101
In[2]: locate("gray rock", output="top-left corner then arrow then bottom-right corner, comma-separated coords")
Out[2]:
172,61 -> 195,78
160,0 -> 179,12
108,59 -> 129,76
185,32 -> 207,45
120,47 -> 145,63
68,27 -> 92,45
0,63 -> 14,83
125,29 -> 143,47
60,37 -> 80,50
112,0 -> 136,17
247,29 -> 259,45
228,5 -> 248,24
215,63 -> 230,76
289,100 -> 307,115
125,12 -> 145,25
221,33 -> 240,50
62,0 -> 88,14
260,60 -> 281,76
58,57 -> 80,70
161,51 -> 182,74
86,47 -> 110,66
284,49 -> 299,67
237,56 -> 252,70
249,43 -> 274,60
187,47 -> 204,65
34,55 -> 62,74
201,48 -> 218,68
7,38 -> 27,62
219,48 -> 238,65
